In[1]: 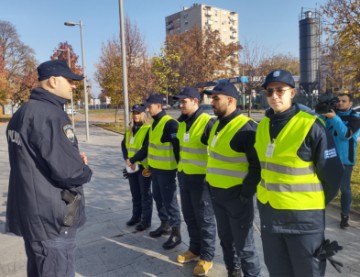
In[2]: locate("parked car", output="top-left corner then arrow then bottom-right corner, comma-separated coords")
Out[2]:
353,105 -> 360,113
200,104 -> 215,117
162,104 -> 171,110
66,108 -> 77,115
173,101 -> 180,109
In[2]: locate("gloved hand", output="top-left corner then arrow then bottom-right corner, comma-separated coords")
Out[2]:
315,239 -> 342,260
328,257 -> 343,273
123,168 -> 129,179
314,239 -> 343,273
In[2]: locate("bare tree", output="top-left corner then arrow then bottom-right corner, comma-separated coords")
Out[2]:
240,40 -> 270,116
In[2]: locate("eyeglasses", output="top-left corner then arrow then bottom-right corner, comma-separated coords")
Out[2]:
265,87 -> 291,97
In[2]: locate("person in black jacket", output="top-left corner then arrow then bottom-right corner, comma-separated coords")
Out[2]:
6,60 -> 93,277
204,83 -> 261,277
143,94 -> 182,250
121,104 -> 153,231
255,70 -> 343,277
173,87 -> 217,276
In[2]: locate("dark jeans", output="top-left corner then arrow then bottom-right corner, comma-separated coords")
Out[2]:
127,167 -> 153,224
210,186 -> 260,276
261,232 -> 326,277
152,170 -> 181,227
24,230 -> 77,277
178,171 -> 216,261
340,165 -> 353,216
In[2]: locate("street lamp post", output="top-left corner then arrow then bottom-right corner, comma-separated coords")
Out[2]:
118,0 -> 130,129
64,20 -> 90,141
57,48 -> 75,131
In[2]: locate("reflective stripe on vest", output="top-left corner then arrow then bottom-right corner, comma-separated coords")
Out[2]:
148,115 -> 177,170
255,111 -> 325,210
125,124 -> 150,168
177,113 -> 211,174
206,114 -> 251,189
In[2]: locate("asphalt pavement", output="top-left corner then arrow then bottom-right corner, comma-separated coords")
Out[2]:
0,113 -> 360,277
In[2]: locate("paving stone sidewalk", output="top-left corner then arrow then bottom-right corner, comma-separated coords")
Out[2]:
0,121 -> 359,277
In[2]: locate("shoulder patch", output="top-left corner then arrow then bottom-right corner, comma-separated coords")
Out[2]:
324,148 -> 337,159
63,124 -> 75,143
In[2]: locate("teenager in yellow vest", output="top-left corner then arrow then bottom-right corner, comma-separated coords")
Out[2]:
143,94 -> 182,250
255,70 -> 343,277
121,104 -> 153,231
173,87 -> 216,276
204,83 -> 261,277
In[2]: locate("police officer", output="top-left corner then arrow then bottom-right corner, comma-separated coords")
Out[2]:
204,83 -> 261,277
173,87 -> 217,276
121,104 -> 153,231
6,60 -> 93,277
143,94 -> 182,249
322,93 -> 360,229
255,70 -> 343,276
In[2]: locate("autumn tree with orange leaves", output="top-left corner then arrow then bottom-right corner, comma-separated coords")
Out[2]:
0,45 -> 8,105
0,20 -> 37,107
95,17 -> 154,115
152,26 -> 241,98
321,0 -> 360,95
50,42 -> 88,103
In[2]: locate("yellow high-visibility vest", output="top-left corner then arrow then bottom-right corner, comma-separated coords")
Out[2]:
125,124 -> 151,168
177,113 -> 211,174
255,111 -> 325,210
206,114 -> 251,188
148,115 -> 177,170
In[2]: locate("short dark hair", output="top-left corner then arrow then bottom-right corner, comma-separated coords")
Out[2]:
338,93 -> 353,101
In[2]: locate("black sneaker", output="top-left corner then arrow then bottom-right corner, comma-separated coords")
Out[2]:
340,214 -> 350,229
126,217 -> 140,226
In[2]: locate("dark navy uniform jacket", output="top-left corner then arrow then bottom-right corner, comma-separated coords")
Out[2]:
6,87 -> 92,242
258,104 -> 343,234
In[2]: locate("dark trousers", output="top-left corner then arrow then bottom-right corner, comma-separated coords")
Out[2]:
152,170 -> 181,227
178,171 -> 216,261
340,165 -> 353,216
23,231 -> 77,277
261,232 -> 326,277
128,167 -> 153,224
210,186 -> 260,277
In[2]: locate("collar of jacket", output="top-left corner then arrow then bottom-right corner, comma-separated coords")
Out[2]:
177,106 -> 203,123
218,108 -> 241,125
152,109 -> 166,122
336,108 -> 353,117
30,87 -> 67,108
266,103 -> 298,121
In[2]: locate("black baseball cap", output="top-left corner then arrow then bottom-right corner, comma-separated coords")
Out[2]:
37,60 -> 84,81
204,82 -> 239,100
143,94 -> 164,107
131,104 -> 146,113
173,87 -> 201,100
262,70 -> 295,89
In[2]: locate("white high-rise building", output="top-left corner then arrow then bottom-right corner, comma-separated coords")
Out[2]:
165,3 -> 239,45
